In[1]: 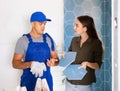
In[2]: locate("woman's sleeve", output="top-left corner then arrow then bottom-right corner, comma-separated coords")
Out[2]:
93,39 -> 104,68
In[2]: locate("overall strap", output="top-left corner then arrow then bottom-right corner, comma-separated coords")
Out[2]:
43,34 -> 47,43
44,33 -> 55,51
23,33 -> 33,42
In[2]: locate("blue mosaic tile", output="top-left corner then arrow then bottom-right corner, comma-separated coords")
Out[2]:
81,0 -> 94,12
90,7 -> 102,18
73,6 -> 84,17
64,0 -> 75,11
92,0 -> 103,6
104,49 -> 111,60
104,13 -> 111,26
104,37 -> 111,47
100,2 -> 105,12
94,87 -> 100,91
64,12 -> 75,23
64,24 -> 74,37
102,25 -> 111,36
95,78 -> 102,86
73,0 -> 84,5
104,58 -> 112,70
64,36 -> 73,51
94,81 -> 104,91
104,82 -> 112,91
104,1 -> 111,13
104,70 -> 111,82
96,70 -> 104,78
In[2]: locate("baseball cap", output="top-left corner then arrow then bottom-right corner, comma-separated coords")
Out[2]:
30,11 -> 51,22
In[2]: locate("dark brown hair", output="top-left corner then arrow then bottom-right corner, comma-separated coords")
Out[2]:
77,15 -> 99,39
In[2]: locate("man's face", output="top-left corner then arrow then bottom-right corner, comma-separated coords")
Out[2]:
32,21 -> 46,35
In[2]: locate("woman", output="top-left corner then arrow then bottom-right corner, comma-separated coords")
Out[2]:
65,15 -> 103,91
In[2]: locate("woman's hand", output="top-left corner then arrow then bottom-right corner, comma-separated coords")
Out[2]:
78,61 -> 100,70
78,62 -> 88,69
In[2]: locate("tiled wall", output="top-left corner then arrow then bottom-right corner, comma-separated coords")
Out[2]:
64,0 -> 111,91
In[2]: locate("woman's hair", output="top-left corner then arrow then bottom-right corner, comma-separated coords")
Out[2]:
77,15 -> 99,39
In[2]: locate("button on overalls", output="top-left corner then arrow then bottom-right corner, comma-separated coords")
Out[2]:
20,33 -> 54,91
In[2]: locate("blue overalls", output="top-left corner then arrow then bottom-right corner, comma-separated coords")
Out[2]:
20,33 -> 55,91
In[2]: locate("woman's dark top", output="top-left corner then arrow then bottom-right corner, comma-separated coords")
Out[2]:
67,36 -> 103,85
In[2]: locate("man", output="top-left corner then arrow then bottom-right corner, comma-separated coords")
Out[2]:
12,11 -> 59,91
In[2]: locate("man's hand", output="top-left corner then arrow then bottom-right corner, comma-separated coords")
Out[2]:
46,58 -> 59,66
30,61 -> 46,77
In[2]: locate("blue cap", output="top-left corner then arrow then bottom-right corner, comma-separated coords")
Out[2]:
30,11 -> 51,22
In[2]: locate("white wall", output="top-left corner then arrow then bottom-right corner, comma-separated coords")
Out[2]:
0,0 -> 64,91
118,0 -> 120,91
112,0 -> 120,91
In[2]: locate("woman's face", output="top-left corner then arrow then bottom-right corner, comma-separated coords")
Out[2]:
74,19 -> 87,35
